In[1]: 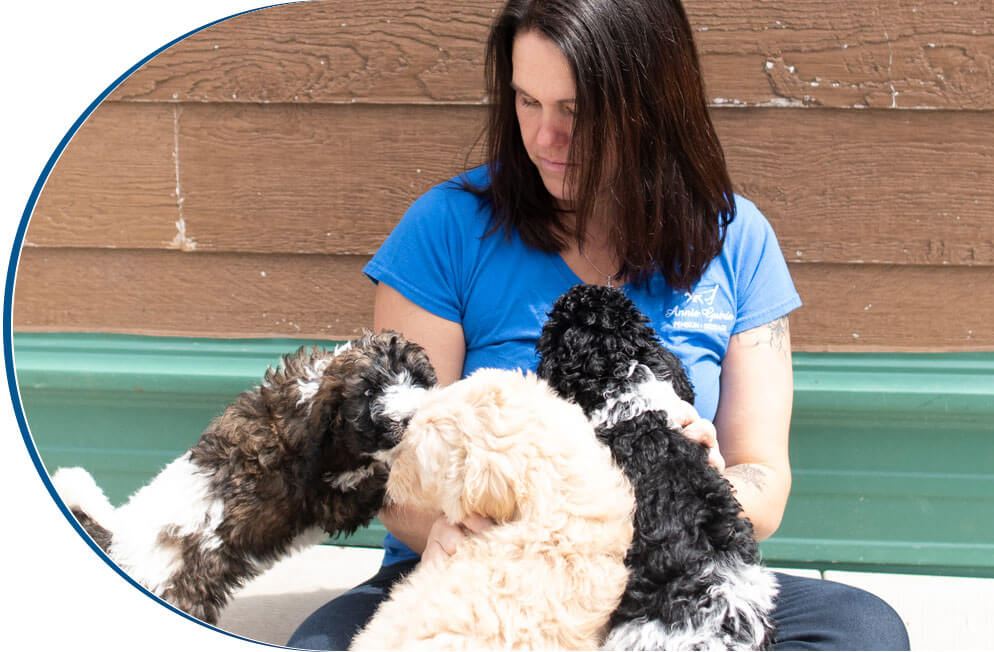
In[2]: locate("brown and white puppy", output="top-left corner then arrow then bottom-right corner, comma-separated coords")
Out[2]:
351,369 -> 635,650
52,330 -> 436,624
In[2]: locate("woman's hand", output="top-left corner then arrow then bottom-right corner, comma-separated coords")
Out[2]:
674,401 -> 726,473
422,514 -> 495,564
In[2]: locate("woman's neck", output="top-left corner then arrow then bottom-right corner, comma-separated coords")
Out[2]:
556,212 -> 624,287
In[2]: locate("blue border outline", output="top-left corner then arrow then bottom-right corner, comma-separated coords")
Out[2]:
3,3 -> 293,647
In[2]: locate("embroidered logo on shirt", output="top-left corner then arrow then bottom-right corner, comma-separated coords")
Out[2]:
665,285 -> 734,333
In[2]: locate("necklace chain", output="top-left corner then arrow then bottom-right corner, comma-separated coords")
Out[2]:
578,246 -> 618,288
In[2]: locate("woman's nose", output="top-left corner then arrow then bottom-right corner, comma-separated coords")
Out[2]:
535,114 -> 568,149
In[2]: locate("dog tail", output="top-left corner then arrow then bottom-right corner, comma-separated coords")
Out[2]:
51,467 -> 116,552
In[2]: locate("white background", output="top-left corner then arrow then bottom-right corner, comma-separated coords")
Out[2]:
1,2 -> 297,649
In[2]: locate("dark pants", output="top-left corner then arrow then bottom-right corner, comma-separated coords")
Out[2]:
287,562 -> 910,651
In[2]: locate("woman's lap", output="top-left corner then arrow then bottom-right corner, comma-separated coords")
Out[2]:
286,559 -> 418,651
770,572 -> 909,650
286,566 -> 909,651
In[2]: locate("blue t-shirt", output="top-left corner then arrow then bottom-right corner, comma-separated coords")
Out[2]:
363,165 -> 801,565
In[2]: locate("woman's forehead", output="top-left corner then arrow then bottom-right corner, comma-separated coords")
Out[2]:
510,29 -> 575,101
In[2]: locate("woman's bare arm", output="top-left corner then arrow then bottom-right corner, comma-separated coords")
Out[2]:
372,282 -> 468,555
712,316 -> 794,541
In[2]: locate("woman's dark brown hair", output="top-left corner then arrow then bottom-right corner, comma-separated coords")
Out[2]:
471,0 -> 735,291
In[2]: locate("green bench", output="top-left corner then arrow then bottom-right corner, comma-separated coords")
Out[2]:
14,332 -> 994,575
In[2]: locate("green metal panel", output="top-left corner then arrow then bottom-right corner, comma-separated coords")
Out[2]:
13,333 -> 387,547
12,333 -> 994,571
772,353 -> 994,577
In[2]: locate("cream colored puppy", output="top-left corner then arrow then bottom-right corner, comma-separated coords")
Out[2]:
351,369 -> 635,650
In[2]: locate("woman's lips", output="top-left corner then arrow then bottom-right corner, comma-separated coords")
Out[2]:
539,157 -> 569,172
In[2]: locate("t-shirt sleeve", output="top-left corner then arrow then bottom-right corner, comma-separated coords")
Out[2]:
362,184 -> 466,324
729,198 -> 802,334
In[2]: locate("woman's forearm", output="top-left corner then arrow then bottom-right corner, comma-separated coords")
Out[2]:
714,317 -> 795,543
723,462 -> 791,541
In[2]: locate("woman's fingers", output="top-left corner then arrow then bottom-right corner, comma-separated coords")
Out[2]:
421,514 -> 495,563
461,513 -> 496,534
422,517 -> 466,562
675,401 -> 726,472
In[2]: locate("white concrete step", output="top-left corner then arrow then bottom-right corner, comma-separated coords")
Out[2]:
218,545 -> 383,647
824,570 -> 994,651
215,546 -> 994,650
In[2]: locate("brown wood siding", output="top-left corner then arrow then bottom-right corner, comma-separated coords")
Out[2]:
13,0 -> 994,351
108,0 -> 994,110
14,248 -> 372,339
15,248 -> 993,350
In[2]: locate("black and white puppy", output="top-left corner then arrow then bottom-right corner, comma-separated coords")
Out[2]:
536,285 -> 777,650
52,330 -> 436,624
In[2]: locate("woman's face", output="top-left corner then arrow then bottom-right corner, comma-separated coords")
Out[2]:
511,29 -> 577,206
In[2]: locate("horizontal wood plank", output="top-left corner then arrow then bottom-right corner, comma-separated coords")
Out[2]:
174,103 -> 484,254
27,103 -> 181,249
696,0 -> 994,110
790,263 -> 992,351
13,248 -> 373,340
721,107 -> 994,267
27,103 -> 994,266
25,102 -> 484,253
12,249 -> 994,349
109,0 -> 501,104
108,0 -> 994,110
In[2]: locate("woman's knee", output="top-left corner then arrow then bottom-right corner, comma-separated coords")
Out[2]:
286,589 -> 384,651
286,561 -> 417,651
773,573 -> 909,651
826,582 -> 909,650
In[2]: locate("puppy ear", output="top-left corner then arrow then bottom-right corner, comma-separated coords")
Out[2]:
384,418 -> 449,509
381,438 -> 423,507
461,445 -> 517,523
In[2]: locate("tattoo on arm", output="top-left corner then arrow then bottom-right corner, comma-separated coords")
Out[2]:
725,464 -> 769,494
741,316 -> 790,358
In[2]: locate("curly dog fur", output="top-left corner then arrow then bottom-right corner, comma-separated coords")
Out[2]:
350,369 -> 635,650
537,285 -> 777,650
52,330 -> 436,624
